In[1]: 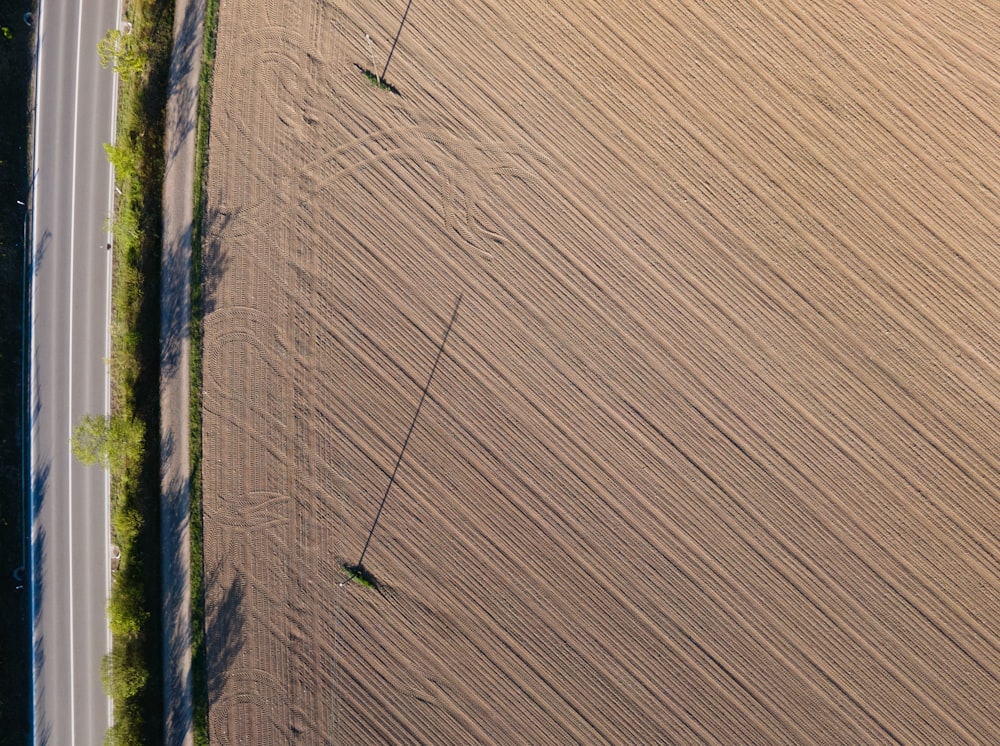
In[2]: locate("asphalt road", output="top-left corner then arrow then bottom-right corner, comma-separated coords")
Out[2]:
30,0 -> 120,742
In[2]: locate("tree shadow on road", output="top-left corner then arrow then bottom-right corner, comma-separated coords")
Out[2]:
31,228 -> 51,277
160,470 -> 192,742
162,203 -> 231,381
165,0 -> 204,163
29,463 -> 51,746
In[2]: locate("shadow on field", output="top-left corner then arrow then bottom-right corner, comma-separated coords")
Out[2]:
197,206 -> 232,318
168,200 -> 231,381
204,557 -> 245,696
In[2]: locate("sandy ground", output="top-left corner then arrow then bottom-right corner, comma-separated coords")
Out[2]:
201,0 -> 1000,742
160,0 -> 204,741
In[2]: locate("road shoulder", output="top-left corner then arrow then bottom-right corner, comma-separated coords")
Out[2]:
160,0 -> 204,742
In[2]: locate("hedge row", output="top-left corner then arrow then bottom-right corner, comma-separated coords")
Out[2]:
100,0 -> 173,741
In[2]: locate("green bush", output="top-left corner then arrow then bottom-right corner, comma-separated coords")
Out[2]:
103,718 -> 145,746
71,413 -> 144,478
97,28 -> 147,78
340,562 -> 382,590
111,506 -> 142,548
103,141 -> 139,184
102,649 -> 150,706
107,579 -> 150,639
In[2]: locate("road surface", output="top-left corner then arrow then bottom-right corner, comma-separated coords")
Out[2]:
30,0 -> 120,742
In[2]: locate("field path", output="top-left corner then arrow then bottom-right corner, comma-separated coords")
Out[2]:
160,0 -> 204,741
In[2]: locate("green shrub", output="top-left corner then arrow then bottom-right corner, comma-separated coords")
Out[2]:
104,718 -> 145,746
103,141 -> 138,184
93,0 -> 176,738
107,580 -> 149,639
97,28 -> 146,77
71,413 -> 144,479
340,562 -> 381,590
111,506 -> 142,548
102,649 -> 150,705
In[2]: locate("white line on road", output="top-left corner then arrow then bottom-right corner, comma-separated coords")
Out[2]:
32,0 -> 119,741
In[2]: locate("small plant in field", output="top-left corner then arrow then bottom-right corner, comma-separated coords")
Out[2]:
339,562 -> 381,590
359,30 -> 399,94
355,64 -> 399,95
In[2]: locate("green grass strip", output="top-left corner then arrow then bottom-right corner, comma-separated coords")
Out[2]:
100,0 -> 174,741
189,0 -> 221,740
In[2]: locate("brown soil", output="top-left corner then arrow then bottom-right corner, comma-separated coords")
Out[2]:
201,0 -> 1000,742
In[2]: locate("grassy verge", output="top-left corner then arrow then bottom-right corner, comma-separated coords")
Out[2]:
100,0 -> 174,741
188,0 -> 221,739
0,2 -> 33,742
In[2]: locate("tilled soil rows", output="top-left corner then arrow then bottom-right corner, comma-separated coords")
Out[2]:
202,0 -> 1000,742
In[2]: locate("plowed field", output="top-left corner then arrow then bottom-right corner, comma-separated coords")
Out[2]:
201,0 -> 1000,742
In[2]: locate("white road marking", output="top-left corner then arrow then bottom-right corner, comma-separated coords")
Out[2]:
32,0 -> 119,740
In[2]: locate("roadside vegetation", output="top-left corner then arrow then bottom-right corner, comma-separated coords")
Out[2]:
0,1 -> 34,741
189,0 -> 221,739
77,0 -> 175,741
